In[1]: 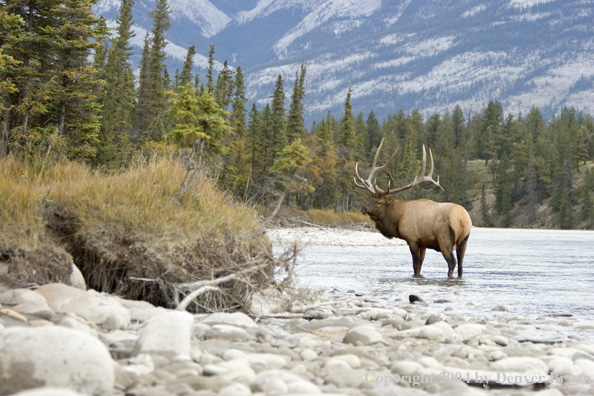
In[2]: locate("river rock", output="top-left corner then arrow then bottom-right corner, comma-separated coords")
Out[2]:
575,359 -> 594,377
69,263 -> 86,290
0,326 -> 114,395
454,323 -> 486,340
0,288 -> 46,305
547,356 -> 583,376
133,310 -> 194,358
343,325 -> 387,346
199,312 -> 258,328
244,353 -> 290,371
12,300 -> 53,319
10,389 -> 86,396
390,360 -> 424,376
117,298 -> 167,323
250,369 -> 321,394
489,356 -> 549,385
35,283 -> 130,330
58,314 -> 98,338
218,383 -> 252,396
204,324 -> 253,342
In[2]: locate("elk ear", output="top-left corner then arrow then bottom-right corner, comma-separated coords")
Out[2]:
383,196 -> 394,204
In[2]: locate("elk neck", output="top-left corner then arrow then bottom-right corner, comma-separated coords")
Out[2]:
374,197 -> 406,239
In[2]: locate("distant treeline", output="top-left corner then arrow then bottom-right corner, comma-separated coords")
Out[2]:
1,0 -> 593,229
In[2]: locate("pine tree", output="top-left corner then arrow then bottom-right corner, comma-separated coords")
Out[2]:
1,0 -> 57,150
268,138 -> 312,219
96,0 -> 136,168
287,62 -> 306,141
336,88 -> 358,211
480,184 -> 494,227
269,74 -> 287,163
452,105 -> 466,149
311,117 -> 339,208
206,44 -> 215,93
165,84 -> 230,156
214,60 -> 234,110
245,103 -> 264,194
364,111 -> 382,159
0,5 -> 22,157
220,66 -> 249,195
41,0 -> 107,160
177,44 -> 195,88
133,0 -> 171,140
337,88 -> 357,157
134,32 -> 151,137
1,0 -> 106,160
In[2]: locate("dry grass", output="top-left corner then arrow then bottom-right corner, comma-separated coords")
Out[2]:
0,155 -> 261,244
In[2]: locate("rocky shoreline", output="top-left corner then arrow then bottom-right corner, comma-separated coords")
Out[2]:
2,279 -> 594,396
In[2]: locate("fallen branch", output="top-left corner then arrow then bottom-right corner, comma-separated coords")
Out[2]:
176,286 -> 221,311
176,261 -> 271,291
174,261 -> 273,311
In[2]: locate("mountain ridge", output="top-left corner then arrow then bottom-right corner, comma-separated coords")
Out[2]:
94,0 -> 594,124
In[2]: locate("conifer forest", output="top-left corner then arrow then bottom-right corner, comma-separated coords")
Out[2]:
1,0 -> 593,230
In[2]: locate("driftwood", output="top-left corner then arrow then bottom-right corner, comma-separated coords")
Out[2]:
174,261 -> 273,311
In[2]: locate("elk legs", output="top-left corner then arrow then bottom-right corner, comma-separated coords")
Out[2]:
456,235 -> 470,277
408,243 -> 426,277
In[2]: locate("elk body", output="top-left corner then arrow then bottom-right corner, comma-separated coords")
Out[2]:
355,139 -> 472,278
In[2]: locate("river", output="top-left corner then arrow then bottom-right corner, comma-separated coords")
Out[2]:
276,227 -> 594,341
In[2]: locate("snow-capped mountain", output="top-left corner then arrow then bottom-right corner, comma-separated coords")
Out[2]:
94,0 -> 594,123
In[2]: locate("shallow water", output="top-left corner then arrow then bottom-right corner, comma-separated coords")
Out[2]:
277,227 -> 594,341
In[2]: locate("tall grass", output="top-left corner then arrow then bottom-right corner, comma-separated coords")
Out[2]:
0,154 -> 261,248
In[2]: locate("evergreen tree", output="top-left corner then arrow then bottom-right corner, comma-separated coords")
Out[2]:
311,117 -> 338,208
525,148 -> 538,224
245,103 -> 264,194
452,105 -> 466,149
206,44 -> 215,93
134,32 -> 151,137
1,0 -> 106,160
269,74 -> 287,163
177,44 -> 195,88
214,60 -> 234,110
480,184 -> 494,227
1,0 -> 57,151
165,83 -> 230,157
494,154 -> 513,226
337,88 -> 357,156
96,0 -> 136,168
580,171 -> 594,227
287,62 -> 306,141
336,88 -> 358,211
40,0 -> 107,160
364,111 -> 382,159
221,66 -> 248,196
133,0 -> 171,140
0,5 -> 22,157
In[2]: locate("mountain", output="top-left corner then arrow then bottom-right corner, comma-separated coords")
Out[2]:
94,0 -> 594,124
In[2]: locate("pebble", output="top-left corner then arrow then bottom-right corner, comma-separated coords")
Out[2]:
1,281 -> 593,395
134,311 -> 194,358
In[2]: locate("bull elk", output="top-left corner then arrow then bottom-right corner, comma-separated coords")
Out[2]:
354,139 -> 472,277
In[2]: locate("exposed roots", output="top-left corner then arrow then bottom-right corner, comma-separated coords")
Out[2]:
41,203 -> 294,313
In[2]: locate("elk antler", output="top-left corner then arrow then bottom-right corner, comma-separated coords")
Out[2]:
354,138 -> 398,194
385,145 -> 443,194
354,139 -> 443,195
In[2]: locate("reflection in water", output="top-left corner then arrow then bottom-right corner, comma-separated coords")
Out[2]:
277,227 -> 594,341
